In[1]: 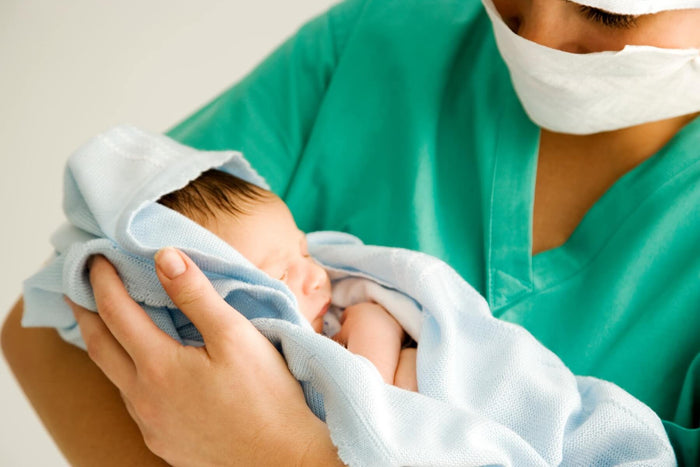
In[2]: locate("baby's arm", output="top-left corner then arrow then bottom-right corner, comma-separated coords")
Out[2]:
394,347 -> 417,392
332,302 -> 415,389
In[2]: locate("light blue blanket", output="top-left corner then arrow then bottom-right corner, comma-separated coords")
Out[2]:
23,126 -> 675,466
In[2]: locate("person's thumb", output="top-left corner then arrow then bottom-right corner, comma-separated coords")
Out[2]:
154,247 -> 247,354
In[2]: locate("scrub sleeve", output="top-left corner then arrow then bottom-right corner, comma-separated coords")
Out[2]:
167,0 -> 700,463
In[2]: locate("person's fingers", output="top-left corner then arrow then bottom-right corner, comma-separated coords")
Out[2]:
67,297 -> 137,392
89,255 -> 174,362
153,247 -> 249,356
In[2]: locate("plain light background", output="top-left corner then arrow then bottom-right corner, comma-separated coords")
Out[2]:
0,0 -> 337,465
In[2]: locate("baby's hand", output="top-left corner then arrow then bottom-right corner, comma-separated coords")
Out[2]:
332,302 -> 405,385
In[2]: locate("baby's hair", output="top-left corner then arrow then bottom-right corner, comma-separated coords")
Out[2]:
157,169 -> 271,224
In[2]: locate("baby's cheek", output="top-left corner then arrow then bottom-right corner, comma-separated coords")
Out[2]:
297,299 -> 319,328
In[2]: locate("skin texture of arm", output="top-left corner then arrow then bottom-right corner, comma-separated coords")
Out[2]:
1,298 -> 169,467
333,302 -> 417,390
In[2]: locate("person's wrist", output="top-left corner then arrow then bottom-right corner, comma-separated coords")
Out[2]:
248,407 -> 342,467
296,416 -> 345,466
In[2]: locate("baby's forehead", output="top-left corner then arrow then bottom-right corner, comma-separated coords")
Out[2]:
206,194 -> 303,262
252,194 -> 298,227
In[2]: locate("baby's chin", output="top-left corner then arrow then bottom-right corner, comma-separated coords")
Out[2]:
302,304 -> 327,333
300,311 -> 324,332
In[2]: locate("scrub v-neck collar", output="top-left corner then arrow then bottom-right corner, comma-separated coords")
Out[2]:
486,95 -> 700,314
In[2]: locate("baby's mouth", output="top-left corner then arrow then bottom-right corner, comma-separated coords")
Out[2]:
317,299 -> 331,319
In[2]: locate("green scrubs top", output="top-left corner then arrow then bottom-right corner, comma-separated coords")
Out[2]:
168,0 -> 700,463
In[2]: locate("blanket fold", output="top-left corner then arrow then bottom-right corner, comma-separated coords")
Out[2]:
23,125 -> 675,466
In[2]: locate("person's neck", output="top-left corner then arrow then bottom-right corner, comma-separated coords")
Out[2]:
540,112 -> 700,168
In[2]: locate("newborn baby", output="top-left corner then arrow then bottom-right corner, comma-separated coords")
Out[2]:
158,169 -> 417,391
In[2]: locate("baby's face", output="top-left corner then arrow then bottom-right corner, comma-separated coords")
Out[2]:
202,195 -> 332,332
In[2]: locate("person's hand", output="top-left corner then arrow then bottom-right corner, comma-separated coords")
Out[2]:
67,248 -> 343,467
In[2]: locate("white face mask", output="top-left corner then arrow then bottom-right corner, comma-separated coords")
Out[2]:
482,0 -> 700,135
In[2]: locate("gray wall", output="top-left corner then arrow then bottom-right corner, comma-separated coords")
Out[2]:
0,1 -> 337,464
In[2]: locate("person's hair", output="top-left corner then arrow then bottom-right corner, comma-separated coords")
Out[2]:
157,169 -> 271,225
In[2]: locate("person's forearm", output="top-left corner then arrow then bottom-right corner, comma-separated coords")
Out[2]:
1,298 -> 168,466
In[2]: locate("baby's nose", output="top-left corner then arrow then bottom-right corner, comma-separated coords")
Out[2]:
303,261 -> 327,295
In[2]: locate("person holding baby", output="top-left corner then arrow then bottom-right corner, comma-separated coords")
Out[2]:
3,0 -> 700,464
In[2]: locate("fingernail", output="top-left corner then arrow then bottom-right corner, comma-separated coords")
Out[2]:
155,247 -> 186,279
